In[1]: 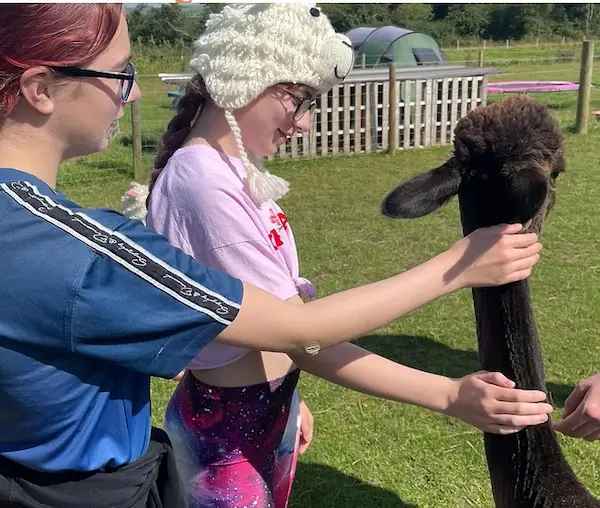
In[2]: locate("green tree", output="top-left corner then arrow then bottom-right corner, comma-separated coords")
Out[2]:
128,4 -> 192,44
319,3 -> 391,33
446,4 -> 491,39
127,4 -> 221,45
561,3 -> 600,37
518,4 -> 555,38
128,3 -> 595,52
389,4 -> 433,31
486,4 -> 527,41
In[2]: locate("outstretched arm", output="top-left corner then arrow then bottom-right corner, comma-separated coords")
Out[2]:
291,341 -> 552,434
218,223 -> 541,354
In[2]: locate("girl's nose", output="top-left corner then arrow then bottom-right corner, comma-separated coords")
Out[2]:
294,111 -> 312,133
126,81 -> 142,103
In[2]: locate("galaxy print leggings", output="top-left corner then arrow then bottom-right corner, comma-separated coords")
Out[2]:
164,369 -> 301,508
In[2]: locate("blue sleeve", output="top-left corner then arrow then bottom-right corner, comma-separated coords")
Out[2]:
69,217 -> 244,378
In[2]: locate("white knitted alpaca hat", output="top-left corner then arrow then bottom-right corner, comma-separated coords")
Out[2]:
190,3 -> 354,205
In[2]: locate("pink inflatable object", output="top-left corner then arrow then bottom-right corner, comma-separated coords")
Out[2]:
487,81 -> 580,94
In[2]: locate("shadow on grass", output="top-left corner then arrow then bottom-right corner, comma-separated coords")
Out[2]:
354,334 -> 574,408
290,462 -> 417,508
563,124 -> 578,135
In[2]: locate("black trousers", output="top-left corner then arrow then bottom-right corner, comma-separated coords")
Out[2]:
0,427 -> 187,508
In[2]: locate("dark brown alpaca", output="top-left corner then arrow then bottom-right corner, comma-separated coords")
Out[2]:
381,95 -> 600,507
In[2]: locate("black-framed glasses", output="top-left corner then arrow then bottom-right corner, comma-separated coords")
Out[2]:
278,86 -> 316,123
50,62 -> 136,102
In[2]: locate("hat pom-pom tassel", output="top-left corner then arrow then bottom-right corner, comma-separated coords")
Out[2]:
247,169 -> 289,205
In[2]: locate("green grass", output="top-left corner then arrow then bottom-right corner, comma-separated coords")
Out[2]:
57,53 -> 600,506
444,42 -> 595,67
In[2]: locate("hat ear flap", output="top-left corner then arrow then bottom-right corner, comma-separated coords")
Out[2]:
382,159 -> 461,219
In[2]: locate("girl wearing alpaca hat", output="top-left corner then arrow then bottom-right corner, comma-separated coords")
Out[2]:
141,4 -> 553,507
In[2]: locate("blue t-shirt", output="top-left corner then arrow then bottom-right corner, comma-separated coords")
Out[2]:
0,169 -> 243,473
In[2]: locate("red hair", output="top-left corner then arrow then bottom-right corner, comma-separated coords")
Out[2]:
0,4 -> 124,117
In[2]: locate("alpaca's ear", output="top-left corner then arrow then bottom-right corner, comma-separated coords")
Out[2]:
382,159 -> 461,218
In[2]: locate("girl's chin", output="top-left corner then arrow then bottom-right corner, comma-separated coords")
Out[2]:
244,141 -> 279,158
107,120 -> 120,141
273,137 -> 289,150
254,144 -> 278,157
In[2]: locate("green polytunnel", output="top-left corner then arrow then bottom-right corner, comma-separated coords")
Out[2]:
347,26 -> 446,68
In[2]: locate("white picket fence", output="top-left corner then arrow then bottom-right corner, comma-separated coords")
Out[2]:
158,64 -> 498,159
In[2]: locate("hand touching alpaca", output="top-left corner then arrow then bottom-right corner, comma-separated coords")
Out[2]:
446,371 -> 552,434
554,373 -> 600,441
444,223 -> 542,290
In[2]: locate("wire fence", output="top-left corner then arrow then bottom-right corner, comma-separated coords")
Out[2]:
59,44 -> 599,188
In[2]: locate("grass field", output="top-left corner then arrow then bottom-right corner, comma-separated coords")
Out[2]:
57,44 -> 600,506
445,41 -> 599,67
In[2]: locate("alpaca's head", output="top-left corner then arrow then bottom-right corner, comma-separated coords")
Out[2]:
382,95 -> 564,234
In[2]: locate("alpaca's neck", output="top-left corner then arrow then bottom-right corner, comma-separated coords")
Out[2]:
472,281 -> 545,391
471,282 -> 599,508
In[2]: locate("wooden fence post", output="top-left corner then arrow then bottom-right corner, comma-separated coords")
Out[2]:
131,101 -> 143,182
388,63 -> 398,153
478,48 -> 485,67
575,39 -> 594,134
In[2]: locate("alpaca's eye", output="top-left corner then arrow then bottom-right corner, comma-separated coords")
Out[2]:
310,7 -> 320,17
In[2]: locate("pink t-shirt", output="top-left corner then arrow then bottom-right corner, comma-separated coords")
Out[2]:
147,144 -> 306,369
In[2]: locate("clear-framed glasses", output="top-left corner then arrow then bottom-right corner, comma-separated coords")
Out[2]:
277,86 -> 317,123
50,62 -> 136,102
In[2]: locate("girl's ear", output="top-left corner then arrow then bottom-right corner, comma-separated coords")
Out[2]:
19,67 -> 56,115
